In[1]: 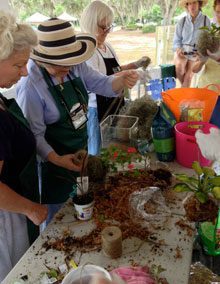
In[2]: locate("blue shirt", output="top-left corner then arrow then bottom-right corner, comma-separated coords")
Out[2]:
16,59 -> 116,160
173,11 -> 211,51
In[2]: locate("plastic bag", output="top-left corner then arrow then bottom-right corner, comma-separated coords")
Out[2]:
129,187 -> 171,229
180,99 -> 205,122
189,262 -> 220,284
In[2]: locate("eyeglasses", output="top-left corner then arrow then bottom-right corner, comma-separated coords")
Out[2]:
98,24 -> 113,33
183,51 -> 196,55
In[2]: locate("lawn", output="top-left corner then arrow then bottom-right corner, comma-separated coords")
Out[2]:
107,29 -> 157,65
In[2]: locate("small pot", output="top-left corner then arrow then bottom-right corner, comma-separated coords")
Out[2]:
72,192 -> 94,221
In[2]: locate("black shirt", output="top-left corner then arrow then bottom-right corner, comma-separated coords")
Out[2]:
0,108 -> 36,196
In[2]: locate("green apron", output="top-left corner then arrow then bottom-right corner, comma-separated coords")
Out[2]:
0,94 -> 39,244
40,69 -> 88,204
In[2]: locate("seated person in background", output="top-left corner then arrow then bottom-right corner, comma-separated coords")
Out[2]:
173,0 -> 210,87
80,0 -> 150,155
16,18 -> 139,227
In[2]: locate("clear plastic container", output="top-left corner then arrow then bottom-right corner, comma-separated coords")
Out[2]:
100,115 -> 139,148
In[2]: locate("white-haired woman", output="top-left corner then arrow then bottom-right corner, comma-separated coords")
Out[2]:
173,0 -> 210,87
16,17 -> 138,226
0,11 -> 48,281
80,0 -> 150,155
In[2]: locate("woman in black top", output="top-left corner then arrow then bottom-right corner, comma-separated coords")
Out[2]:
0,11 -> 48,281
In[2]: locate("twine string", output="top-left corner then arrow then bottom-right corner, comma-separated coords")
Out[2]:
101,226 -> 122,259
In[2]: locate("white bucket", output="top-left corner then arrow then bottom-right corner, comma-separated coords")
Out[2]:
73,200 -> 94,221
61,264 -> 111,284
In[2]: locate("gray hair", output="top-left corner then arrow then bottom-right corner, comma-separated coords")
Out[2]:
80,0 -> 114,35
0,10 -> 38,61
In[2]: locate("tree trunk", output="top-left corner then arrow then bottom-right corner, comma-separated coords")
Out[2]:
111,4 -> 125,26
160,0 -> 179,25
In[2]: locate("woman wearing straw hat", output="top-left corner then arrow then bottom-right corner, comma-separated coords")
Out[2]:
80,0 -> 151,156
173,0 -> 210,87
0,11 -> 48,281
16,18 -> 138,225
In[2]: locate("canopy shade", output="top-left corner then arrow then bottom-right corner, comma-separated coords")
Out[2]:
26,12 -> 49,24
58,12 -> 77,22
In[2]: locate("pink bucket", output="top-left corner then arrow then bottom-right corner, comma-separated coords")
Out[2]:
175,121 -> 217,168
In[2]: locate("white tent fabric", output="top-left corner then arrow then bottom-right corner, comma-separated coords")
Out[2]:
58,12 -> 77,22
26,12 -> 49,24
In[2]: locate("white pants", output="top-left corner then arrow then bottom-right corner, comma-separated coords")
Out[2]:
0,210 -> 29,282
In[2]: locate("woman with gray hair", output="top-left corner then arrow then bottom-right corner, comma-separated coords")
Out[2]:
16,17 -> 138,227
0,11 -> 48,281
80,0 -> 150,155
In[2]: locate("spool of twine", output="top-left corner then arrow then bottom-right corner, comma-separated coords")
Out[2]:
101,226 -> 122,259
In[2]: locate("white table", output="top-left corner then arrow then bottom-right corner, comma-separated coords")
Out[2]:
3,159 -> 195,284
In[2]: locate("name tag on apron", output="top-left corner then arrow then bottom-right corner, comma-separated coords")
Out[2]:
70,103 -> 87,129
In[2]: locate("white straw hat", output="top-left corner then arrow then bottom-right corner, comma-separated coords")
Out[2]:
179,0 -> 208,8
31,18 -> 96,66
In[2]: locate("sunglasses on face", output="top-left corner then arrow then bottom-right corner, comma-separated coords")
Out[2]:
98,24 -> 113,33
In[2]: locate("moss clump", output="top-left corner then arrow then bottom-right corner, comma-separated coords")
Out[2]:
86,155 -> 107,182
197,25 -> 220,56
118,95 -> 158,140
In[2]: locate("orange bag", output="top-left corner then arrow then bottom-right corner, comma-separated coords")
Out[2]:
162,86 -> 218,122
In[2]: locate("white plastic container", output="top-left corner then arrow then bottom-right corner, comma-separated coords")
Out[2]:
73,200 -> 94,221
61,264 -> 111,284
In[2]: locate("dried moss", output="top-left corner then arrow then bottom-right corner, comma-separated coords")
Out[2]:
118,95 -> 158,140
197,30 -> 220,56
86,155 -> 107,182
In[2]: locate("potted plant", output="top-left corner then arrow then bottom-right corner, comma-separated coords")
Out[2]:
197,23 -> 220,56
173,161 -> 220,222
69,150 -> 95,221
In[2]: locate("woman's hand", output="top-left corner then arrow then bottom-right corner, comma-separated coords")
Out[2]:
207,48 -> 220,62
25,202 -> 48,225
47,151 -> 82,172
122,70 -> 139,88
176,48 -> 185,58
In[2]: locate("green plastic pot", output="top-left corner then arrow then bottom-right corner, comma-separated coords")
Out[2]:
199,221 -> 220,256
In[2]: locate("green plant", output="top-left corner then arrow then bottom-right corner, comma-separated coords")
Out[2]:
142,24 -> 156,34
100,145 -> 142,172
125,23 -> 137,30
173,161 -> 220,203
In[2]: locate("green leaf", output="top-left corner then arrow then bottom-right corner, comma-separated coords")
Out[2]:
175,174 -> 198,185
212,187 -> 220,200
195,192 -> 208,204
173,183 -> 192,192
199,26 -> 210,31
48,269 -> 58,278
175,174 -> 190,182
202,167 -> 216,177
192,161 -> 203,175
208,176 -> 220,187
